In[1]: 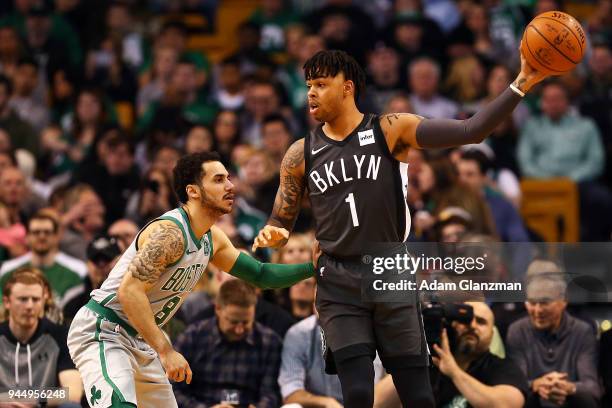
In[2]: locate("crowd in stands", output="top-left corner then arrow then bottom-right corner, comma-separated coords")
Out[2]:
0,0 -> 610,407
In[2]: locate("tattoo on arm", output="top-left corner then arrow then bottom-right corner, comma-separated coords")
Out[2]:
129,223 -> 185,284
381,113 -> 421,156
381,113 -> 414,127
513,78 -> 527,92
270,139 -> 305,230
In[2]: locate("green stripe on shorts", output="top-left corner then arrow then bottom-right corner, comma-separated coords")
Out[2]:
95,316 -> 128,403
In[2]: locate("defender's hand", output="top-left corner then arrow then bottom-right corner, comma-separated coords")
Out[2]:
159,349 -> 192,384
252,225 -> 289,251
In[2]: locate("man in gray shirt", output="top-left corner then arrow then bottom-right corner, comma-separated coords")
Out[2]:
279,314 -> 384,407
506,273 -> 600,408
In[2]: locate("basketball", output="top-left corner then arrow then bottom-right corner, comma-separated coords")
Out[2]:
520,11 -> 587,75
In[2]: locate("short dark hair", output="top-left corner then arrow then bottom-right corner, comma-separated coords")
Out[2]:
172,151 -> 222,203
460,150 -> 491,175
161,20 -> 188,36
0,74 -> 13,95
220,55 -> 241,67
541,80 -> 569,99
303,50 -> 366,101
262,113 -> 290,133
217,279 -> 257,308
17,56 -> 39,71
106,133 -> 135,155
27,212 -> 59,234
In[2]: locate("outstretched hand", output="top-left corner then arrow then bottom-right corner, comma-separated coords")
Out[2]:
514,42 -> 549,93
252,225 -> 290,251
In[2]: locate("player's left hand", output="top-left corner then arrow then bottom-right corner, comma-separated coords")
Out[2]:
432,329 -> 461,379
159,349 -> 193,384
515,44 -> 549,93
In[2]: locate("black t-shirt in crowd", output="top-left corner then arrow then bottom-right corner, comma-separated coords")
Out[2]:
435,351 -> 528,408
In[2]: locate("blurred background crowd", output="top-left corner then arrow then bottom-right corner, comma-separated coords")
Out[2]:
0,0 -> 610,407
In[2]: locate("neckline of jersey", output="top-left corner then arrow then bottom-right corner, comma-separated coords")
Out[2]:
178,206 -> 209,250
316,113 -> 368,147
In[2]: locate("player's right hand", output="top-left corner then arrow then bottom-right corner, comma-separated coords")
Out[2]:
159,349 -> 193,384
252,225 -> 289,251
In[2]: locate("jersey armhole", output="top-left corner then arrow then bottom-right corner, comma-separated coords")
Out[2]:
303,134 -> 311,175
206,229 -> 214,257
374,115 -> 397,162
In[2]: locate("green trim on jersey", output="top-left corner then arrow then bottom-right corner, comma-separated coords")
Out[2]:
100,294 -> 115,306
87,299 -> 138,337
178,207 -> 202,249
207,230 -> 214,257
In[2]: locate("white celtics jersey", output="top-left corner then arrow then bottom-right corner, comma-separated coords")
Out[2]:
91,208 -> 213,328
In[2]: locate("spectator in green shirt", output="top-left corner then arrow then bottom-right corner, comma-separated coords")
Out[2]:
139,20 -> 210,90
0,212 -> 87,306
518,81 -> 612,240
249,0 -> 298,53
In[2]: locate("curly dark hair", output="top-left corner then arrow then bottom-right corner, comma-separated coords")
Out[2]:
303,50 -> 366,101
172,151 -> 222,203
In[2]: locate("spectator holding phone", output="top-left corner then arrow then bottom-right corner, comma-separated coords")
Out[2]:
125,167 -> 178,226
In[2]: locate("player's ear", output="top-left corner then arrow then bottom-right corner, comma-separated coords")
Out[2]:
186,184 -> 200,201
343,80 -> 354,95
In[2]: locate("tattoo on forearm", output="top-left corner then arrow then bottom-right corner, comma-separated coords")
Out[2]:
129,223 -> 185,284
270,140 -> 305,229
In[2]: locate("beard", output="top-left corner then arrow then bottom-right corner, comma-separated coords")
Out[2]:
33,247 -> 51,257
456,331 -> 479,357
200,189 -> 231,216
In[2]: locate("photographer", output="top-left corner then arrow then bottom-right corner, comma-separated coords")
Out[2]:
374,302 -> 527,408
125,167 -> 178,226
433,302 -> 527,408
432,302 -> 527,408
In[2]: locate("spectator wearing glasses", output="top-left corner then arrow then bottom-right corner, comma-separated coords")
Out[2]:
173,279 -> 283,408
0,212 -> 87,306
506,272 -> 601,408
107,218 -> 139,252
62,235 -> 121,324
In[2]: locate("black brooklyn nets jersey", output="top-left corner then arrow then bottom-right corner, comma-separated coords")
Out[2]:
305,113 -> 410,258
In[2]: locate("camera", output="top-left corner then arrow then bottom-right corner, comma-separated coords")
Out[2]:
422,302 -> 473,353
145,180 -> 160,193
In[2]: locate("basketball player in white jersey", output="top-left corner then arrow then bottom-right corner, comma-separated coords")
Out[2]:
68,152 -> 316,408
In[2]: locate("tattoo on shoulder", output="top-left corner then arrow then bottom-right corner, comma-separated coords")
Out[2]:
381,113 -> 413,127
129,223 -> 185,284
281,139 -> 304,172
271,139 -> 305,229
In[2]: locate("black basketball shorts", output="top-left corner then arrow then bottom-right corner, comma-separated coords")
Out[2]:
315,253 -> 429,373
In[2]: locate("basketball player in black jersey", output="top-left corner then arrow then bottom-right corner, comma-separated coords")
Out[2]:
253,50 -> 548,408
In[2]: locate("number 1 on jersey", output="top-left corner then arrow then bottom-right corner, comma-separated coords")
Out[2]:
345,193 -> 359,227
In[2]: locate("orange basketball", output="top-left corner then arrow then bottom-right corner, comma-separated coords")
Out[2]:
520,11 -> 587,75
